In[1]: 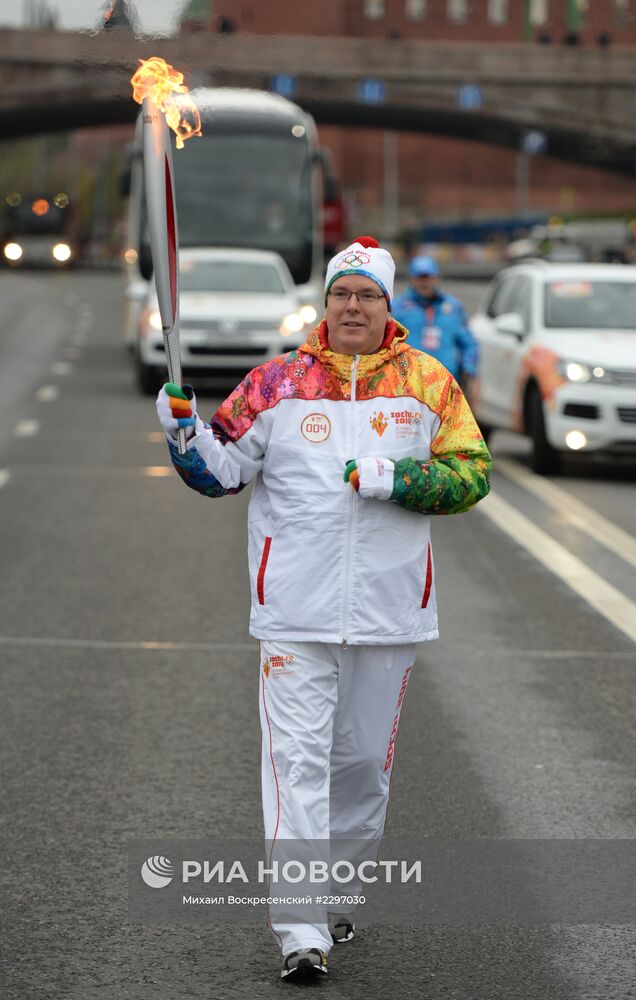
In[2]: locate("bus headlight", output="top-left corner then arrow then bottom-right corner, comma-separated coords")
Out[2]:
280,312 -> 305,337
148,309 -> 163,332
52,243 -> 72,263
4,242 -> 22,261
299,305 -> 317,325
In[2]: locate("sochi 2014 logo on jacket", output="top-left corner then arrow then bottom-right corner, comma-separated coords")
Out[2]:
391,408 -> 423,439
301,413 -> 331,443
370,409 -> 422,439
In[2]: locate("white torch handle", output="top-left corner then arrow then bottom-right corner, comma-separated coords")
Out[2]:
141,95 -> 186,455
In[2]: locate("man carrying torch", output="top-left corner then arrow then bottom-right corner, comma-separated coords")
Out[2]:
155,231 -> 492,980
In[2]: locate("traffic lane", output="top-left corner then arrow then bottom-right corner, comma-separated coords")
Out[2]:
489,429 -> 636,539
0,271 -> 82,451
489,458 -> 636,605
396,506 -> 635,841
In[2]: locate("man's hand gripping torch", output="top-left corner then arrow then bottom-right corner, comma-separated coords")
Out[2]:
130,57 -> 201,455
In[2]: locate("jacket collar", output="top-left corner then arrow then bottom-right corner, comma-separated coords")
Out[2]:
300,319 -> 410,380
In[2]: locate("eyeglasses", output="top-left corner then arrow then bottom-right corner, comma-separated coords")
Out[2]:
328,289 -> 385,304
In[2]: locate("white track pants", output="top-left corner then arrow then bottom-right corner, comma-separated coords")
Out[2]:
258,640 -> 415,956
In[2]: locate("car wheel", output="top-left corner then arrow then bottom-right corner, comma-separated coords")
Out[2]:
134,349 -> 162,396
527,386 -> 562,475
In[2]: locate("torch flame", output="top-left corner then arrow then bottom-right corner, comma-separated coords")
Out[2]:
131,56 -> 202,149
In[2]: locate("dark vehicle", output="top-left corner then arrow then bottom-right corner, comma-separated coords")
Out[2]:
2,193 -> 76,268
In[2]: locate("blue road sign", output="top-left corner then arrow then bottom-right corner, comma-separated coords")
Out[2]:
270,74 -> 297,98
359,79 -> 386,105
521,129 -> 548,155
458,84 -> 483,110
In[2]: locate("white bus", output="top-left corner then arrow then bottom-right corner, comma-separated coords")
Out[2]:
122,87 -> 324,355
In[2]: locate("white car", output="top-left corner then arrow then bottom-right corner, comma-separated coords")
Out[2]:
470,261 -> 636,473
134,248 -> 318,394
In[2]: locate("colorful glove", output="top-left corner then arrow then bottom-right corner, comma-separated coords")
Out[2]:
156,382 -> 196,438
344,457 -> 395,500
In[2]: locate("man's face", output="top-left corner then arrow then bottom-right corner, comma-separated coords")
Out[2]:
412,273 -> 439,297
325,275 -> 389,355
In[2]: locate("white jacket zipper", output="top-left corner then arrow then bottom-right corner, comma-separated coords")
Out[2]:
342,354 -> 359,646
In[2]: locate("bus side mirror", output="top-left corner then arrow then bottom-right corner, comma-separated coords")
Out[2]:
139,243 -> 153,281
120,164 -> 131,198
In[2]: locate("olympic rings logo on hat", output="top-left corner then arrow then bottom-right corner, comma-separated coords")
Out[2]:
335,251 -> 371,270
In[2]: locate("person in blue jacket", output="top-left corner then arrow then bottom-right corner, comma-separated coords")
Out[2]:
392,255 -> 478,393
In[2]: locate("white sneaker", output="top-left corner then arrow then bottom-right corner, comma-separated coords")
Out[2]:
328,913 -> 355,943
281,948 -> 328,980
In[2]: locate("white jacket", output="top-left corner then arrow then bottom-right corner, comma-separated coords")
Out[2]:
166,321 -> 491,645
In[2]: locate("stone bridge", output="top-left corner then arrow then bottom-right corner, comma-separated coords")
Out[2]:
1,27 -> 635,173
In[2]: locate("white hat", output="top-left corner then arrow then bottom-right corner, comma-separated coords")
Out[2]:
325,236 -> 395,308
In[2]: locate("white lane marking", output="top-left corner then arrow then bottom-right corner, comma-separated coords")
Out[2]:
35,385 -> 59,402
481,492 -> 636,644
0,470 -> 9,489
0,635 -> 256,652
50,361 -> 73,376
497,457 -> 636,571
14,419 -> 40,438
9,464 -> 173,477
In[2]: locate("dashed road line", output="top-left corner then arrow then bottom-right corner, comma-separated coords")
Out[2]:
0,470 -> 9,490
14,419 -> 40,438
481,492 -> 636,645
497,456 -> 636,571
35,385 -> 59,402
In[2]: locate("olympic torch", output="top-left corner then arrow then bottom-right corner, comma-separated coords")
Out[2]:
130,57 -> 202,454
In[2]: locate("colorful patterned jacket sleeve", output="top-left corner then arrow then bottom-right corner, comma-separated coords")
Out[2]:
390,375 -> 491,515
166,374 -> 267,498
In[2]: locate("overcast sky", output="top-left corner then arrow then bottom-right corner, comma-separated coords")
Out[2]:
0,1 -> 183,36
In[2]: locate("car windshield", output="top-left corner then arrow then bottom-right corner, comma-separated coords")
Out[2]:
544,280 -> 636,329
179,260 -> 286,294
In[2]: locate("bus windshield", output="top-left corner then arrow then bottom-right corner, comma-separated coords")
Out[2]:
142,130 -> 314,284
6,199 -> 68,237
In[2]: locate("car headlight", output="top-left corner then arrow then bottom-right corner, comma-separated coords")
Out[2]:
279,312 -> 305,337
4,242 -> 22,261
148,309 -> 163,332
299,305 -> 317,325
52,243 -> 72,262
557,360 -> 614,384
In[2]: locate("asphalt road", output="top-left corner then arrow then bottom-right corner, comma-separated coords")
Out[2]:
0,270 -> 634,1000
